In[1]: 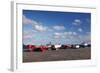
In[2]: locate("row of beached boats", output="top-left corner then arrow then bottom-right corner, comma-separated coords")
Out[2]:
23,43 -> 91,52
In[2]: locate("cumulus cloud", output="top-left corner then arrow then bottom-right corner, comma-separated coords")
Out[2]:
33,24 -> 47,32
78,28 -> 83,32
23,15 -> 68,32
53,25 -> 65,31
53,32 -> 62,39
72,19 -> 82,25
23,15 -> 38,25
23,15 -> 48,32
73,32 -> 77,35
64,31 -> 77,36
53,31 -> 77,39
53,31 -> 90,44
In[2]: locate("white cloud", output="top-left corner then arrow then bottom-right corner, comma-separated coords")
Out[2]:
23,15 -> 38,25
53,31 -> 91,44
53,25 -> 65,30
23,15 -> 69,33
72,19 -> 81,25
33,24 -> 47,32
78,28 -> 83,32
23,29 -> 33,38
53,31 -> 90,44
23,35 -> 33,39
23,15 -> 48,32
23,29 -> 37,45
54,32 -> 62,35
78,33 -> 90,43
64,31 -> 77,36
67,32 -> 73,35
75,19 -> 81,23
54,32 -> 62,39
73,32 -> 77,35
53,31 -> 77,39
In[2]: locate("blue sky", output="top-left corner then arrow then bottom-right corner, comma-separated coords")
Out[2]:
23,10 -> 91,45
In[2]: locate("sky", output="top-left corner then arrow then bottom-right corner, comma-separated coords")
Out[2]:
23,10 -> 91,45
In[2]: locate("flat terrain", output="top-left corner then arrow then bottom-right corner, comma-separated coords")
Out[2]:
23,48 -> 91,62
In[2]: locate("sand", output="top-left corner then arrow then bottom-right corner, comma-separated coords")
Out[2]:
23,47 -> 91,62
